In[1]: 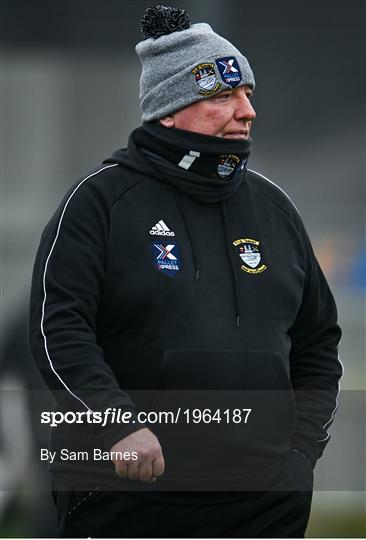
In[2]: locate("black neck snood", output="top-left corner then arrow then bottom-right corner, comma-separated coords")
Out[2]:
129,122 -> 252,203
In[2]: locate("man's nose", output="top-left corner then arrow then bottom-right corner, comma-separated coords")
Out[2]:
235,93 -> 256,121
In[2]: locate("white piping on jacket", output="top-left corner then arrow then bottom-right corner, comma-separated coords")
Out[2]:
40,163 -> 118,411
248,168 -> 344,445
247,168 -> 300,214
316,351 -> 344,443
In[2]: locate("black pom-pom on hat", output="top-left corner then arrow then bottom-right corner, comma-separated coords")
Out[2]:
141,5 -> 191,39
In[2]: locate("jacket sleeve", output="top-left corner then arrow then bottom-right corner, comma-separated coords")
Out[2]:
288,219 -> 343,467
29,168 -> 143,451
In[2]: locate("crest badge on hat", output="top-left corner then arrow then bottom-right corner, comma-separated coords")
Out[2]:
216,57 -> 242,88
191,63 -> 222,96
233,238 -> 267,274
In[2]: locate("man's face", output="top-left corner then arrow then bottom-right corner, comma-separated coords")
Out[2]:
160,85 -> 256,140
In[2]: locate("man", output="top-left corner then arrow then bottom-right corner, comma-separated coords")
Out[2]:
30,5 -> 343,538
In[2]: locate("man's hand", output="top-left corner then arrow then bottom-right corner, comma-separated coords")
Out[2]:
110,428 -> 165,483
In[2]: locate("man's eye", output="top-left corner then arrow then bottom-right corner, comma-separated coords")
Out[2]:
218,93 -> 231,100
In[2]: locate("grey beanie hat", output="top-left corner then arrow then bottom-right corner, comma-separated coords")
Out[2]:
136,5 -> 255,122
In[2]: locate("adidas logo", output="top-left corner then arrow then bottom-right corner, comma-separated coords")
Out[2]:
149,220 -> 175,236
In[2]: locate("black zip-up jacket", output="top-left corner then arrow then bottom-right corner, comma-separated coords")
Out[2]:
30,124 -> 342,492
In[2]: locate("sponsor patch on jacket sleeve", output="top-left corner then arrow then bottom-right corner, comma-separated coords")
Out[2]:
151,241 -> 182,277
216,57 -> 242,88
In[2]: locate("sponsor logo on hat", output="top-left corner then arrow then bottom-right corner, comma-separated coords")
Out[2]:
232,238 -> 267,274
191,63 -> 222,96
216,57 -> 242,88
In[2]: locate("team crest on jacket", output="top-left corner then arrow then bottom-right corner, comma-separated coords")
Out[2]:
233,238 -> 267,274
191,63 -> 222,96
216,57 -> 242,88
152,242 -> 181,277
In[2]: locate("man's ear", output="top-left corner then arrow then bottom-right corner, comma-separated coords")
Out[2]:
159,116 -> 175,128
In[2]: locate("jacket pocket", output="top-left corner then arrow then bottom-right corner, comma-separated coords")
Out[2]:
150,349 -> 296,482
271,450 -> 314,492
